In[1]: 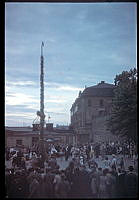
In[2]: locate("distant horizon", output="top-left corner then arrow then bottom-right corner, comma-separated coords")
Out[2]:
5,80 -> 115,127
5,124 -> 70,128
5,2 -> 137,127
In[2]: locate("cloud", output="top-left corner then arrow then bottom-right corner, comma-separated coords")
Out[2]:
6,112 -> 33,118
46,99 -> 66,103
5,80 -> 81,126
7,80 -> 36,87
56,85 -> 83,92
45,82 -> 83,91
5,3 -> 136,126
5,92 -> 38,106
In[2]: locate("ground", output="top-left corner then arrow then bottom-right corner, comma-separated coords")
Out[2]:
56,155 -> 135,171
5,154 -> 136,172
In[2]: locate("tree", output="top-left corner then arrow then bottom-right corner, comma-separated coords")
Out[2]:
107,68 -> 137,143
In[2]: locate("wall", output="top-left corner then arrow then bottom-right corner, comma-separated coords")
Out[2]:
71,95 -> 116,143
7,135 -> 33,148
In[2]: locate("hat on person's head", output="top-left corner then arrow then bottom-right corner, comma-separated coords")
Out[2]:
128,165 -> 134,171
103,168 -> 109,175
121,169 -> 126,174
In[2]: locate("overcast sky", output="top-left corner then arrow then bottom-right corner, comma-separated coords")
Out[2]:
5,2 -> 137,127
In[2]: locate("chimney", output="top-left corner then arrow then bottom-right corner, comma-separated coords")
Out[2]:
32,123 -> 40,131
46,123 -> 53,131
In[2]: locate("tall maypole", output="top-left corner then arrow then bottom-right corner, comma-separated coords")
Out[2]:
39,41 -> 45,164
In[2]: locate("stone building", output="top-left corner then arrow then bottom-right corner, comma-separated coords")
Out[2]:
5,124 -> 76,149
70,81 -> 119,144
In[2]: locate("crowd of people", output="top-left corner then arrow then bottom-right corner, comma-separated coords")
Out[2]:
5,140 -> 138,198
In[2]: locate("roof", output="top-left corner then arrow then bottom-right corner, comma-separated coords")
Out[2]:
5,127 -> 33,132
5,126 -> 75,136
81,81 -> 115,97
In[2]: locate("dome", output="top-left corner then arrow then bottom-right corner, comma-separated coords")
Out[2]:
81,81 -> 116,97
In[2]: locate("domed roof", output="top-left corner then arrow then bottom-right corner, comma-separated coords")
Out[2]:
81,81 -> 116,97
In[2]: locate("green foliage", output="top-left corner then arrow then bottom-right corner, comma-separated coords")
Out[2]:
107,68 -> 137,143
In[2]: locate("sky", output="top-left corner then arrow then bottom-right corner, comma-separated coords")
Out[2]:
5,2 -> 137,127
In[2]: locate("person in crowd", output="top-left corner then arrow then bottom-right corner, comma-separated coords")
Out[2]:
12,154 -> 17,168
55,144 -> 61,153
110,154 -> 117,171
7,170 -> 28,198
5,141 -> 138,198
86,144 -> 91,160
6,149 -> 10,161
68,167 -> 80,198
65,144 -> 72,161
69,165 -> 92,198
79,155 -> 84,166
90,169 -> 98,198
134,156 -> 138,173
116,168 -> 127,198
124,165 -> 138,198
100,142 -> 106,160
45,171 -> 56,198
106,169 -> 117,198
88,158 -> 98,169
65,160 -> 75,183
111,165 -> 118,178
94,143 -> 100,158
90,166 -> 102,198
27,172 -> 40,198
31,156 -> 39,169
20,157 -> 26,169
103,156 -> 111,169
98,168 -> 109,198
90,144 -> 95,159
48,157 -> 59,170
97,167 -> 103,176
39,168 -> 56,198
53,171 -> 62,198
5,168 -> 12,198
16,150 -> 23,167
54,171 -> 71,198
119,156 -> 125,170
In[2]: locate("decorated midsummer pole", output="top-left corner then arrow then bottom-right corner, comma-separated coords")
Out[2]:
39,41 -> 45,166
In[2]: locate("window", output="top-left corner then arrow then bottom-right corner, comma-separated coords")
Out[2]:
71,110 -> 73,116
16,139 -> 22,145
74,105 -> 78,113
77,103 -> 80,110
88,99 -> 92,107
99,111 -> 103,116
99,99 -> 104,107
32,137 -> 39,146
32,137 -> 39,143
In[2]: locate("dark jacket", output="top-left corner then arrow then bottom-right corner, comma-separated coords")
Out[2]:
124,172 -> 138,198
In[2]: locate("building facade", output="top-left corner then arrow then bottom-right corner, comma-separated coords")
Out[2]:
5,124 -> 76,149
70,81 -> 119,144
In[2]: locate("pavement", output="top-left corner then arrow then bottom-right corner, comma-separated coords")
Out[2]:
56,154 -> 136,171
5,154 -> 136,172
